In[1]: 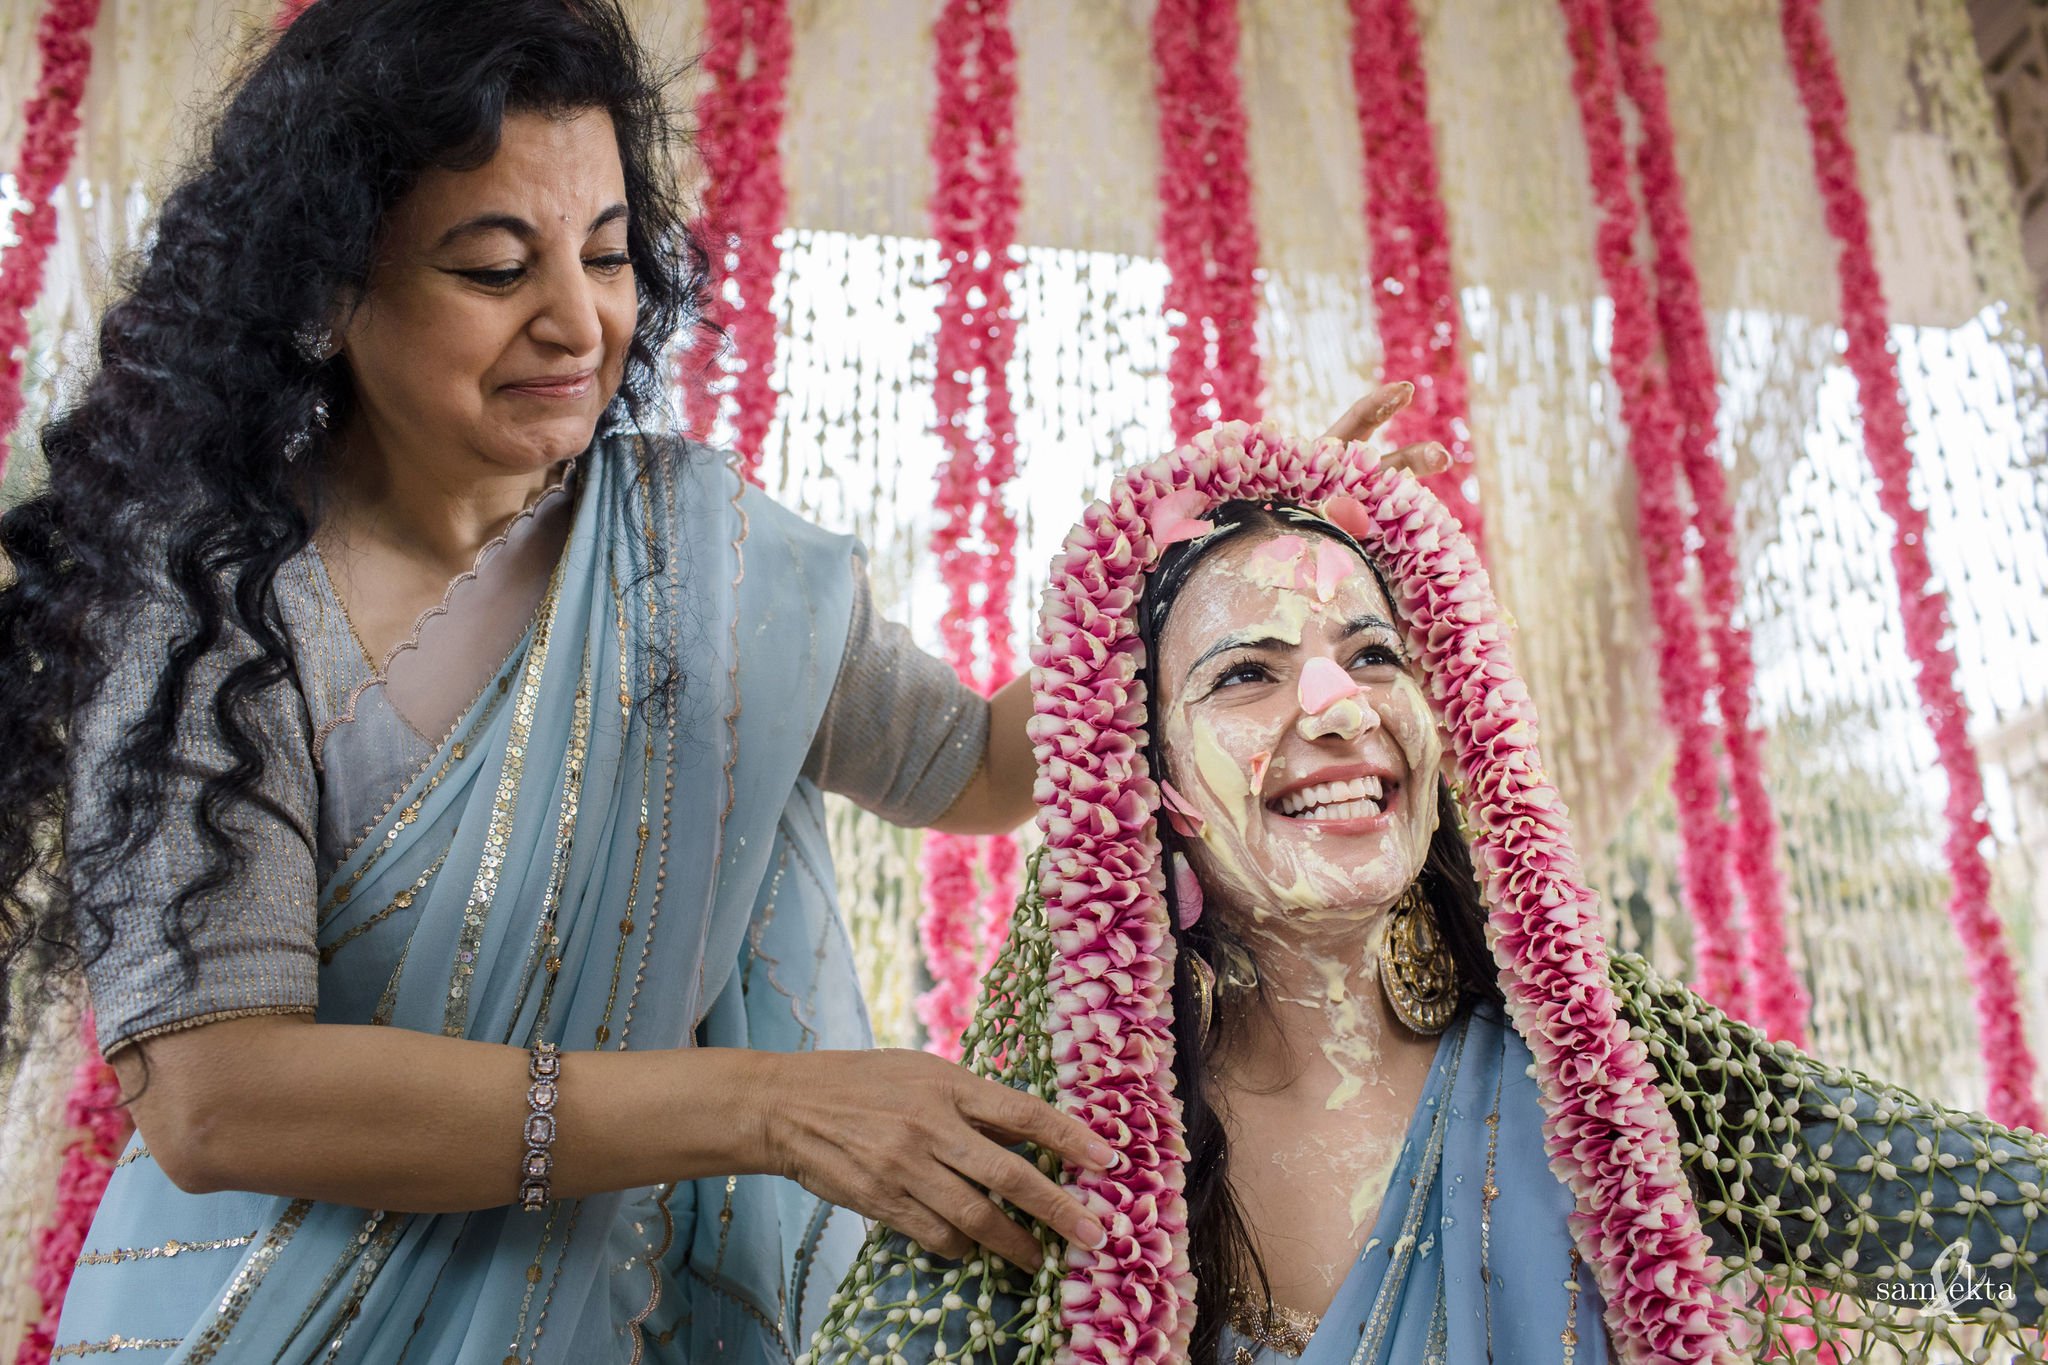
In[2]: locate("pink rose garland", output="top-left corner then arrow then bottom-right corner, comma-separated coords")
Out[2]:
918,0 -> 1026,1057
1554,0 -> 1750,1018
684,0 -> 793,484
1032,422 -> 1732,1363
1346,0 -> 1486,550
1777,0 -> 2043,1130
1601,0 -> 1811,1045
0,0 -> 100,483
14,1014 -> 128,1365
1152,0 -> 1263,444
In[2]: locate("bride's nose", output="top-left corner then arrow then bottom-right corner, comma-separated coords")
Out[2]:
1296,657 -> 1379,742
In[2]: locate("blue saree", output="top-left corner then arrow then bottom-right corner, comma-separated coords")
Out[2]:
57,438 -> 873,1363
1224,1003 -> 1611,1365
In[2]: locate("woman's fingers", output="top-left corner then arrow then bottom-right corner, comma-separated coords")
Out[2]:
885,1191 -> 978,1263
953,1076 -> 1111,1251
1318,380 -> 1414,445
947,1139 -> 1107,1255
957,1075 -> 1112,1175
768,1050 -> 1117,1269
918,1165 -> 1049,1271
1380,440 -> 1451,478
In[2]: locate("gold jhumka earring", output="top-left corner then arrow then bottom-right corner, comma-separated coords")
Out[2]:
1378,881 -> 1460,1035
1187,940 -> 1258,1049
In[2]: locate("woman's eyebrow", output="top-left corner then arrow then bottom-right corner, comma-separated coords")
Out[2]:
434,202 -> 629,249
1342,613 -> 1398,636
1186,630 -> 1287,678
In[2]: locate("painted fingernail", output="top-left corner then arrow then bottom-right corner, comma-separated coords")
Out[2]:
1086,1139 -> 1114,1167
1080,1220 -> 1108,1250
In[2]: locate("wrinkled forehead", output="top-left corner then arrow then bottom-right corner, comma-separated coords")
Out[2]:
1153,526 -> 1394,687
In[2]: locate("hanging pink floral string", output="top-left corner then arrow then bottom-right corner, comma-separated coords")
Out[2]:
0,0 -> 101,484
1603,0 -> 1810,1047
14,1014 -> 129,1365
1152,0 -> 1263,443
1610,31 -> 1833,1358
1346,0 -> 1485,551
918,0 -> 1026,1057
1032,422 -> 1734,1363
1555,0 -> 1749,1018
1778,0 -> 2043,1130
683,0 -> 792,484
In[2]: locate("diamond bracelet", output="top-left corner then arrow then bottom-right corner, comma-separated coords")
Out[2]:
519,1041 -> 561,1211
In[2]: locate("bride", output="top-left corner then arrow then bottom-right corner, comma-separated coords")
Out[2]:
808,423 -> 2048,1364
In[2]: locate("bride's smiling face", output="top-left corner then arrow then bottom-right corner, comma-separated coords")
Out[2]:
1153,523 -> 1443,933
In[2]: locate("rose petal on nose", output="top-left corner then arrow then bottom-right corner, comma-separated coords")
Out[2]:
1299,655 -> 1362,713
1314,539 -> 1353,602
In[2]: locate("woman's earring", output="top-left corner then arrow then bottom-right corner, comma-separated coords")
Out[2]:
1188,952 -> 1216,1049
284,394 -> 330,463
294,321 -> 337,364
1379,882 -> 1460,1035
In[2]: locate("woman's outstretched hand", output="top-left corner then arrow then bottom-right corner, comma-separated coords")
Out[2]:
1320,379 -> 1452,479
761,1047 -> 1112,1272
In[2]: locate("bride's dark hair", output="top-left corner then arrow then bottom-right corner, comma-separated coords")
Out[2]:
1136,498 -> 1503,1364
0,0 -> 705,1058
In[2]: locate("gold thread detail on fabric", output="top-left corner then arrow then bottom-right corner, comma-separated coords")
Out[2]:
517,646 -> 591,1033
1353,1021 -> 1467,1361
50,1337 -> 185,1358
277,1209 -> 390,1351
75,1232 -> 255,1267
443,551 -> 567,1037
100,1006 -> 316,1060
1561,1248 -> 1583,1360
505,1203 -> 560,1364
113,1144 -> 150,1168
1481,1066 -> 1503,1363
521,1200 -> 584,1361
318,1214 -> 406,1364
371,934 -> 414,1028
686,452 -> 747,1031
182,1198 -> 314,1364
595,569 -> 651,1049
684,1263 -> 793,1361
321,849 -> 448,964
624,1183 -> 679,1365
1223,1287 -> 1318,1356
619,458 -> 684,1049
321,622 -> 519,886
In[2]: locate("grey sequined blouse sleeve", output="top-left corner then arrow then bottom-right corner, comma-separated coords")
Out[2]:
65,587 -> 320,1057
802,555 -> 989,828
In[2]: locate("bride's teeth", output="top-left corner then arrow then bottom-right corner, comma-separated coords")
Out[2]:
1292,796 -> 1383,822
1278,775 -> 1390,816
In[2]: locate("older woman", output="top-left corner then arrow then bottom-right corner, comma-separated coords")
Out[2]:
0,3 -> 1433,1359
808,441 -> 2048,1364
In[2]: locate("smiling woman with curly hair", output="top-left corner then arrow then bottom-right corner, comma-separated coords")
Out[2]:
0,2 -> 1136,1358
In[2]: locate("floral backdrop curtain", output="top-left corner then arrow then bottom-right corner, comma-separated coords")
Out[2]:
4,0 -> 2047,1355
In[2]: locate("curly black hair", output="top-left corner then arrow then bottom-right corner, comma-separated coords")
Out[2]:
1137,498 -> 1504,1365
0,0 -> 706,1058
